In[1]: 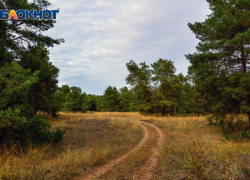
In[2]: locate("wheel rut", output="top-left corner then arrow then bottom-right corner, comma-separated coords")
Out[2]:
75,121 -> 163,180
135,122 -> 164,180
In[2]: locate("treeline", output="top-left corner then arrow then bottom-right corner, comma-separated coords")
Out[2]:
57,59 -> 208,116
53,85 -> 136,113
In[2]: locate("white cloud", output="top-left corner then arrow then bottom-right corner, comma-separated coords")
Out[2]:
43,0 -> 211,94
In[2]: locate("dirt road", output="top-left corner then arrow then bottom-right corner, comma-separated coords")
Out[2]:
75,121 -> 163,180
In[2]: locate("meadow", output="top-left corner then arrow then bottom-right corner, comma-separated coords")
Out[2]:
0,112 -> 143,179
1,112 -> 250,179
149,116 -> 250,179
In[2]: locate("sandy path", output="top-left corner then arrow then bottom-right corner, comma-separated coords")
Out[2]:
75,123 -> 149,180
136,122 -> 164,180
75,121 -> 164,180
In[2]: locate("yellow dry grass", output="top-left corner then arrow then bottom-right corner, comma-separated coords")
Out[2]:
0,112 -> 143,180
1,112 -> 250,180
97,123 -> 156,180
147,116 -> 250,179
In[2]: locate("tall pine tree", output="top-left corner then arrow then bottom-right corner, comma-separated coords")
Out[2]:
186,0 -> 250,124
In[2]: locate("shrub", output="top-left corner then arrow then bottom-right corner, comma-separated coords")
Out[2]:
207,115 -> 250,140
0,115 -> 65,147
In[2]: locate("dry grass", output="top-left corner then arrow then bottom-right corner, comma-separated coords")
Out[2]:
1,112 -> 250,180
0,112 -> 143,180
97,123 -> 156,180
146,116 -> 250,180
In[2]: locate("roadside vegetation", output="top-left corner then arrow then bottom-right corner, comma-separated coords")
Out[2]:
0,112 -> 143,179
96,113 -> 250,180
148,116 -> 250,180
5,112 -> 247,179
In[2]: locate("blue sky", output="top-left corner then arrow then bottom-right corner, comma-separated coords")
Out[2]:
44,0 -> 211,95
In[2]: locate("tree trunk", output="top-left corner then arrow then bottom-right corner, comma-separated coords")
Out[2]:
241,48 -> 250,125
248,113 -> 250,125
162,106 -> 166,117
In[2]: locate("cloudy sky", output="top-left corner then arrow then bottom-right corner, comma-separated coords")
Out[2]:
44,0 -> 211,95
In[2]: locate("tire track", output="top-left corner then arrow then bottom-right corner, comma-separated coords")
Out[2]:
75,121 -> 164,180
136,122 -> 164,180
75,123 -> 149,180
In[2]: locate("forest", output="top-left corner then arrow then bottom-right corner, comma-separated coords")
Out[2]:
58,59 -> 203,116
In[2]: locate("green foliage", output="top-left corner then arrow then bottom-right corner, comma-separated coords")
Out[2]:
151,59 -> 187,115
126,60 -> 153,115
60,85 -> 71,94
18,115 -> 65,145
223,129 -> 250,141
0,59 -> 64,146
49,90 -> 66,117
187,0 -> 250,124
57,58 -> 204,115
0,0 -> 64,146
19,46 -> 60,117
125,59 -> 197,116
0,62 -> 39,129
52,85 -> 71,113
187,67 -> 209,116
89,86 -> 136,112
81,92 -> 90,113
0,0 -> 64,66
50,128 -> 65,143
102,86 -> 121,112
64,86 -> 83,113
120,86 -> 137,112
207,115 -> 250,140
96,95 -> 105,111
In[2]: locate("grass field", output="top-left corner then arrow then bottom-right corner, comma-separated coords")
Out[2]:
0,112 -> 143,179
1,112 -> 250,179
147,116 -> 250,179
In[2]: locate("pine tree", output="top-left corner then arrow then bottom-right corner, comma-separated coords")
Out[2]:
151,59 -> 181,116
64,87 -> 83,113
102,86 -> 121,112
126,60 -> 153,115
0,0 -> 64,145
186,0 -> 250,124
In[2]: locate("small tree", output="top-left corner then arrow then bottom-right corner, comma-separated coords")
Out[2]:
102,86 -> 121,112
64,86 -> 83,113
120,86 -> 135,112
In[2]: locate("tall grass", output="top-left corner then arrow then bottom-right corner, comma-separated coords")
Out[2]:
98,123 -> 156,180
148,116 -> 250,179
2,112 -> 250,179
0,112 -> 143,179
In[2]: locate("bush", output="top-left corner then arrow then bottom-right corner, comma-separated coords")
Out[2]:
0,115 -> 65,147
207,115 -> 250,141
51,128 -> 65,143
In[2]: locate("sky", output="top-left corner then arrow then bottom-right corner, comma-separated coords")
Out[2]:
44,0 -> 211,95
